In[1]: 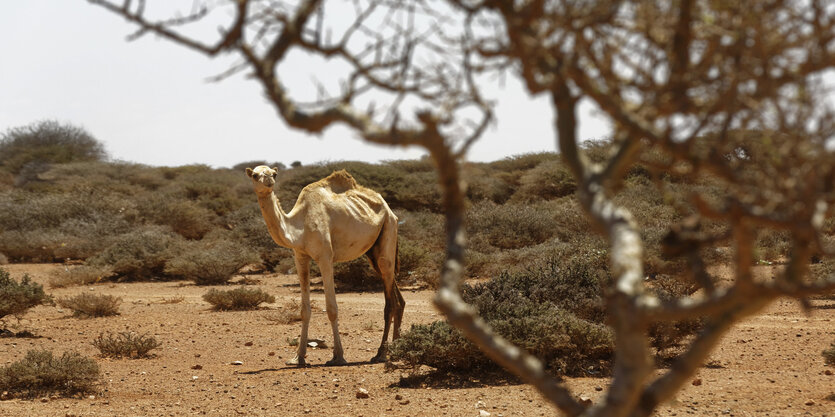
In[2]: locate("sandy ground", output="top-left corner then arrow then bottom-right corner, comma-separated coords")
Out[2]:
1,263 -> 833,417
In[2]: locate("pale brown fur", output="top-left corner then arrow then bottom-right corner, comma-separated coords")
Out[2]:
245,166 -> 404,366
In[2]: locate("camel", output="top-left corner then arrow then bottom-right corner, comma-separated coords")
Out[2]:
245,166 -> 404,366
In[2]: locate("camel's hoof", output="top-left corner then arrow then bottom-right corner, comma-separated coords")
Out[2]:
369,354 -> 386,364
325,357 -> 348,366
286,357 -> 306,367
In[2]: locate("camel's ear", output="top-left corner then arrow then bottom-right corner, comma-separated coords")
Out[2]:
245,168 -> 254,178
271,167 -> 280,176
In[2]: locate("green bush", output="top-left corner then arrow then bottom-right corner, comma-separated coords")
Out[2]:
86,226 -> 183,280
0,350 -> 99,398
165,237 -> 259,285
58,293 -> 121,317
92,331 -> 161,358
0,120 -> 107,175
0,268 -> 52,321
390,257 -> 614,376
203,287 -> 275,311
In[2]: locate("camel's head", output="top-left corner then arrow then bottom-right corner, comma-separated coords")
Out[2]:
245,165 -> 279,195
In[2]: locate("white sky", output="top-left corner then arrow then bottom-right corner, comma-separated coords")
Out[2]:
0,1 -> 612,168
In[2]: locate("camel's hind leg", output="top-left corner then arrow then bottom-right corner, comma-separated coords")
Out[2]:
369,217 -> 404,363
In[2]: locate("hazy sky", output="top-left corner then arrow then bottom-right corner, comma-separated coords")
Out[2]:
0,1 -> 612,168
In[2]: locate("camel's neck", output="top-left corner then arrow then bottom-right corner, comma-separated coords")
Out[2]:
256,192 -> 300,249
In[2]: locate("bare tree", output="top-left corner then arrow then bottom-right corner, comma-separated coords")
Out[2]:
88,1 -> 835,415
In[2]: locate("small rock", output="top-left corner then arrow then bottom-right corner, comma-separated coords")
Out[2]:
1,391 -> 9,400
394,394 -> 403,401
268,352 -> 276,356
399,399 -> 410,405
244,341 -> 253,347
579,396 -> 593,406
88,395 -> 96,400
691,378 -> 702,386
476,400 -> 487,408
308,341 -> 318,348
356,388 -> 370,399
192,376 -> 199,381
191,364 -> 203,370
594,386 -> 603,392
825,369 -> 833,376
479,410 -> 491,417
40,397 -> 49,403
231,361 -> 243,366
805,400 -> 816,406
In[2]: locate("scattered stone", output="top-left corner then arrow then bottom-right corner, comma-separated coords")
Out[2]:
356,388 -> 370,399
1,391 -> 9,401
825,370 -> 833,376
40,397 -> 49,403
399,399 -> 410,405
805,400 -> 816,406
244,341 -> 253,347
88,395 -> 96,400
231,361 -> 243,366
308,341 -> 318,348
394,394 -> 403,401
192,376 -> 199,381
191,364 -> 203,370
479,410 -> 491,417
579,396 -> 593,406
268,352 -> 276,356
476,400 -> 487,408
692,378 -> 703,386
594,386 -> 603,392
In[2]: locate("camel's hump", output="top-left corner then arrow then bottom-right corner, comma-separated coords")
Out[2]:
316,169 -> 359,193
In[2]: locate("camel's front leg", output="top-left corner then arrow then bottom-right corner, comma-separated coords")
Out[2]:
287,252 -> 312,367
319,257 -> 347,366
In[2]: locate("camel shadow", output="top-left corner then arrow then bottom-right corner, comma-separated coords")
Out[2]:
234,360 -> 372,375
390,369 -> 524,390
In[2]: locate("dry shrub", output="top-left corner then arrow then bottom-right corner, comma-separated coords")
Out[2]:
92,331 -> 161,358
203,287 -> 275,311
0,268 -> 52,322
333,257 -> 378,290
87,226 -> 183,280
263,299 -> 312,324
0,253 -> 7,265
398,238 -> 439,286
140,198 -> 217,240
0,350 -> 99,398
58,293 -> 121,317
0,120 -> 106,175
824,341 -> 835,366
225,204 -> 293,270
467,201 -> 559,250
164,237 -> 259,285
49,265 -> 113,288
510,159 -> 576,202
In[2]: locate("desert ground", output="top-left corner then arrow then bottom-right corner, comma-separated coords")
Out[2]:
1,263 -> 833,417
